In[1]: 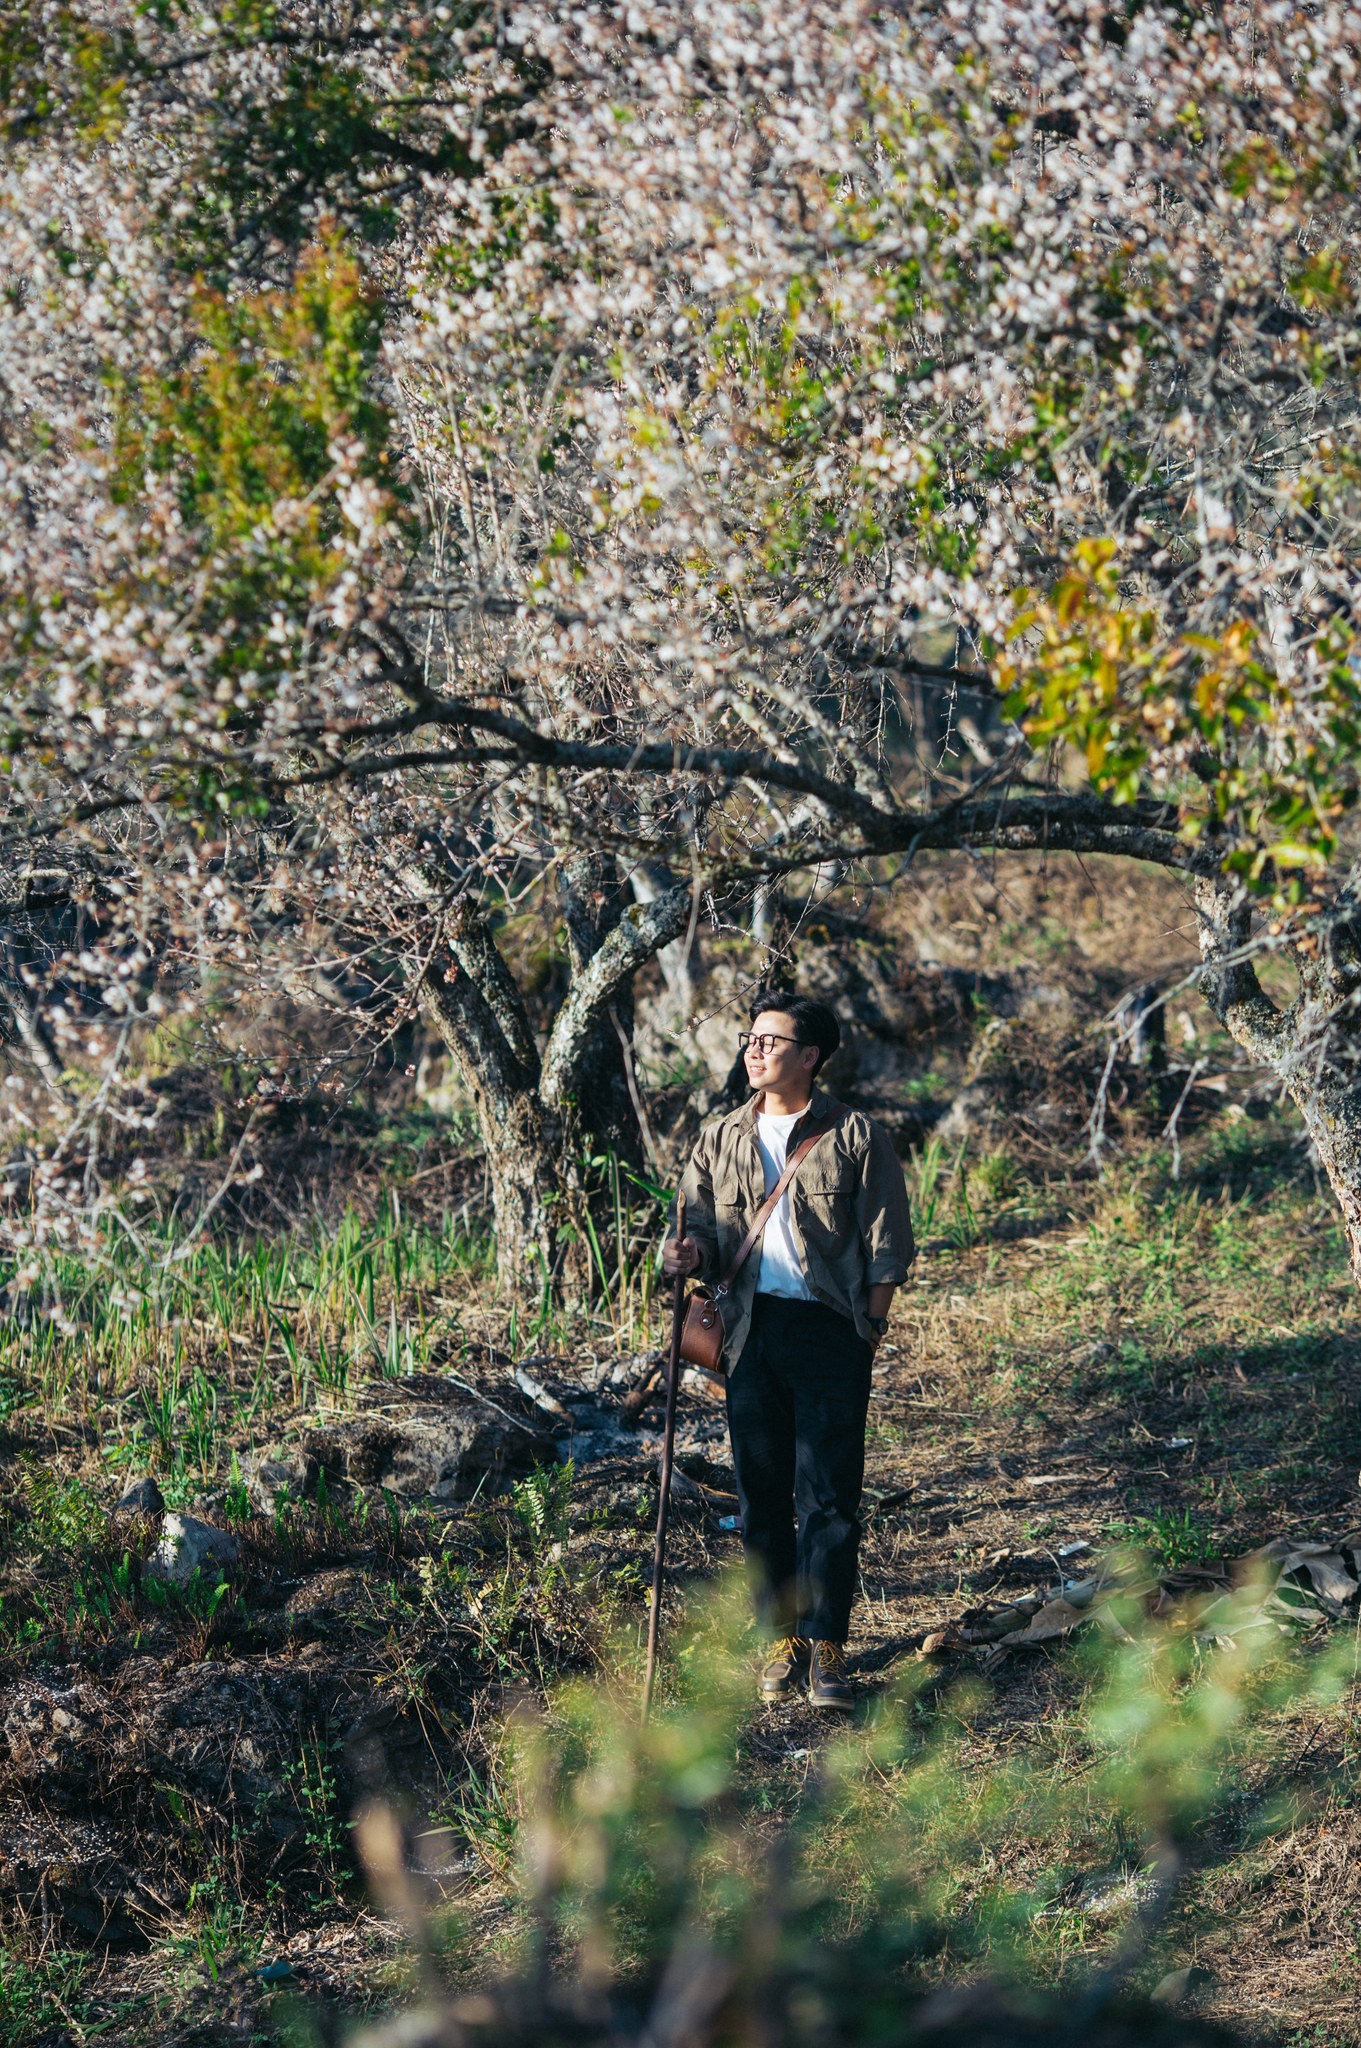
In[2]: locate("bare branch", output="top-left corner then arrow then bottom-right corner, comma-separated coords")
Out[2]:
541,883 -> 694,1109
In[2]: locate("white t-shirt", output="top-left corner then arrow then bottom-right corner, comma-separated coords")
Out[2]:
754,1108 -> 817,1300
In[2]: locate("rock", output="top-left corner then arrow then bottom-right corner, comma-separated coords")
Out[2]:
111,1475 -> 165,1518
146,1512 -> 240,1589
244,1448 -> 315,1514
3,1679 -> 103,1778
358,1400 -> 553,1501
285,1567 -> 365,1625
137,1658 -> 324,1820
3,1812 -> 153,1944
933,1080 -> 995,1146
112,1654 -> 166,1692
1151,1965 -> 1214,2006
327,1385 -> 553,1502
245,1383 -> 553,1510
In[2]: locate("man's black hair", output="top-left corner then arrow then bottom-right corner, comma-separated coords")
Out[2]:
749,987 -> 841,1078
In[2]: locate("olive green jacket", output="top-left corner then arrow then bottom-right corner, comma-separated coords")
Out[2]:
674,1086 -> 915,1370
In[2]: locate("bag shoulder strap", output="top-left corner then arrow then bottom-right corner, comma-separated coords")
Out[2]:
714,1109 -> 842,1294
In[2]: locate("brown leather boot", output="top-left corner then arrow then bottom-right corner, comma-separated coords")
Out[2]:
807,1639 -> 855,1710
760,1636 -> 811,1700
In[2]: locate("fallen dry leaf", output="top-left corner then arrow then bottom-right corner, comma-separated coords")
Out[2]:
923,1529 -> 1361,1667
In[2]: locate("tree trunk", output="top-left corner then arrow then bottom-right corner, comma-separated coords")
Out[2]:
416,878 -> 697,1301
1195,872 -> 1361,1281
419,957 -> 564,1295
1290,1072 -> 1361,1280
478,1093 -> 566,1299
3,980 -> 65,1093
556,851 -> 646,1181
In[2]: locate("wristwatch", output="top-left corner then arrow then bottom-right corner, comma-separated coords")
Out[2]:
867,1315 -> 890,1337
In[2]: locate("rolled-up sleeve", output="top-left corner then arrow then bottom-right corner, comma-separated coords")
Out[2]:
856,1124 -> 915,1283
674,1128 -> 719,1280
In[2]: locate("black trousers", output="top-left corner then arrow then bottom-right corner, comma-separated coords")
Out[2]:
725,1295 -> 873,1643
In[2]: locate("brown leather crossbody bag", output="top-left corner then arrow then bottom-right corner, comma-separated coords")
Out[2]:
678,1111 -> 842,1378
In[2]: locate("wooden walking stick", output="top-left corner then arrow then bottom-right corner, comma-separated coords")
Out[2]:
643,1192 -> 687,1720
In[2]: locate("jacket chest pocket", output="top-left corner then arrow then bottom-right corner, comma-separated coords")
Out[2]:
715,1188 -> 760,1264
795,1167 -> 857,1251
716,1182 -> 763,1224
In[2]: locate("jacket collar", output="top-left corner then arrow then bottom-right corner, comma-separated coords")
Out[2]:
738,1082 -> 836,1130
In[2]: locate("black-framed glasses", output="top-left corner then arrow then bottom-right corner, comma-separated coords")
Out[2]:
738,1031 -> 805,1056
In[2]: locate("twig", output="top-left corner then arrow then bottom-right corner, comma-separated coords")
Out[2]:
609,1001 -> 663,1175
1161,1056 -> 1207,1181
513,1363 -> 573,1423
437,1372 -> 546,1437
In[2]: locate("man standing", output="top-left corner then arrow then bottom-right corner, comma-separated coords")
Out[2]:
664,991 -> 915,1709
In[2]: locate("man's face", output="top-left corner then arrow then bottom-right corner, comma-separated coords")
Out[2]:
744,1010 -> 818,1093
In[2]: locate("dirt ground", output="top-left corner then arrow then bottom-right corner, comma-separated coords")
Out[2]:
6,1117 -> 1360,2046
3,857 -> 1359,2047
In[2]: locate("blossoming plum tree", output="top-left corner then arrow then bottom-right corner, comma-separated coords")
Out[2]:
8,0 -> 1361,1287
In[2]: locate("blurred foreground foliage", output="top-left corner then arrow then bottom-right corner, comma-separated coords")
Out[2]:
344,1577 -> 1347,2048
